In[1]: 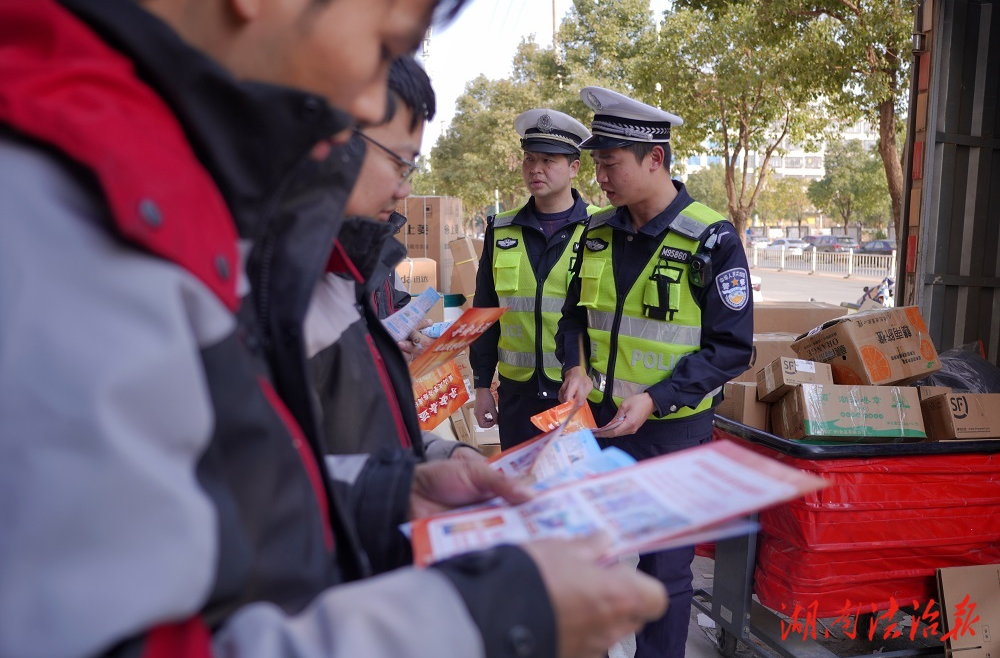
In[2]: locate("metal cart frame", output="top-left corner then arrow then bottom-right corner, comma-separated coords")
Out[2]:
695,417 -> 1000,658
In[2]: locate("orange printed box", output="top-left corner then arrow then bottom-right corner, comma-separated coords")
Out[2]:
792,306 -> 942,386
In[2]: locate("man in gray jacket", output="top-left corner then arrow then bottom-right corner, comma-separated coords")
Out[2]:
0,2 -> 667,658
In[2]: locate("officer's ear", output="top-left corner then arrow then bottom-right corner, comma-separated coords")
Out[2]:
649,145 -> 668,173
568,156 -> 581,178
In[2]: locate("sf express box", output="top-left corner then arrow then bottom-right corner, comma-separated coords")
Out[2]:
756,357 -> 834,403
716,382 -> 769,432
791,306 -> 942,386
731,333 -> 799,384
921,393 -> 1000,441
771,383 -> 926,442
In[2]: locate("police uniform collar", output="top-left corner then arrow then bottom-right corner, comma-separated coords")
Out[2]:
607,181 -> 693,238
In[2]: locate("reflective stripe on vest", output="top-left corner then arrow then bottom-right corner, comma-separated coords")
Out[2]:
581,202 -> 725,420
491,203 -> 600,382
591,373 -> 723,404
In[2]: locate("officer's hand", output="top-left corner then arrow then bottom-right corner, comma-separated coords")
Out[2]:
473,388 -> 498,428
408,459 -> 532,520
593,393 -> 655,438
523,534 -> 668,658
558,368 -> 592,404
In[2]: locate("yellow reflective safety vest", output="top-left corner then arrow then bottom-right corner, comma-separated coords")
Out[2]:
579,202 -> 726,420
492,202 -> 604,383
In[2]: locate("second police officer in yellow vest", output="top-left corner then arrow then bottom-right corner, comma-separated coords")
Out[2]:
557,87 -> 754,658
470,109 -> 602,448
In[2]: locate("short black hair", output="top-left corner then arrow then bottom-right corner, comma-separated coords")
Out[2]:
625,142 -> 671,171
388,56 -> 436,132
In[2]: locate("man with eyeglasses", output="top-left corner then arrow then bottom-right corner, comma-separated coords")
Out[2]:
305,57 -> 478,463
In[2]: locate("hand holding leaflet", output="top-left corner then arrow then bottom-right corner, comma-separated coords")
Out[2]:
410,439 -> 827,567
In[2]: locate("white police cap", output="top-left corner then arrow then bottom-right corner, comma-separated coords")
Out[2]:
514,108 -> 591,156
578,86 -> 683,150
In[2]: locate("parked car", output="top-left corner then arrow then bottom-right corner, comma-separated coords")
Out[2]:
859,239 -> 897,255
811,235 -> 861,252
748,236 -> 771,249
765,238 -> 809,256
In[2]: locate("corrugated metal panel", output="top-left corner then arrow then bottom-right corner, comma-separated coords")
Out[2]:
904,0 -> 1000,367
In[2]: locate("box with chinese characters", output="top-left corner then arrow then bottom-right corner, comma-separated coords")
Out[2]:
771,383 -> 926,442
792,306 -> 942,386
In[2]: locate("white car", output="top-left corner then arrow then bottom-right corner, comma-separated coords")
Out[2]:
765,238 -> 808,256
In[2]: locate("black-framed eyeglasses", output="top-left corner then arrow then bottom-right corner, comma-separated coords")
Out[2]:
355,130 -> 419,183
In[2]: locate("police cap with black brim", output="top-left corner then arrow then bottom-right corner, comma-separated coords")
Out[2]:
514,108 -> 591,156
578,86 -> 683,150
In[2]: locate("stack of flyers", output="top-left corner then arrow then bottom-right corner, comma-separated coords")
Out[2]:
409,440 -> 826,567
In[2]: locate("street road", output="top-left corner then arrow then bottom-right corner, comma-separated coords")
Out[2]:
753,268 -> 883,307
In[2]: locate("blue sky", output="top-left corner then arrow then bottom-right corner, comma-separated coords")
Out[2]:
420,0 -> 672,153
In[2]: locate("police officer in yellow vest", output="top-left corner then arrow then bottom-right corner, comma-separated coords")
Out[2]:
469,108 -> 601,448
557,87 -> 754,658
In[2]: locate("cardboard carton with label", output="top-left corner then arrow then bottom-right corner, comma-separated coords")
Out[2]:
771,383 -> 926,442
921,393 -> 1000,440
756,357 -> 835,403
792,306 -> 942,386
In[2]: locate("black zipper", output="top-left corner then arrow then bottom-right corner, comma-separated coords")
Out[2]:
253,164 -> 301,352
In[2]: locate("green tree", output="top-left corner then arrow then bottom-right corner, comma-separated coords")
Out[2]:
807,140 -> 887,230
677,0 -> 914,238
427,75 -> 541,232
756,176 -> 812,233
637,4 -> 828,237
683,165 -> 728,216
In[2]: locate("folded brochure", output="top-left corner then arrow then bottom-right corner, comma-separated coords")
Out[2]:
410,439 -> 825,567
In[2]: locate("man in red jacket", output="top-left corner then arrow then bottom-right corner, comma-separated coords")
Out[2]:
0,2 -> 667,658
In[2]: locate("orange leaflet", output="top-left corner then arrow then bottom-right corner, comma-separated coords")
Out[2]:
412,360 -> 469,431
408,307 -> 506,380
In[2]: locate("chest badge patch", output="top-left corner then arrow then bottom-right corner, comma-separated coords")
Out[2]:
717,267 -> 750,311
496,237 -> 519,249
585,238 -> 609,252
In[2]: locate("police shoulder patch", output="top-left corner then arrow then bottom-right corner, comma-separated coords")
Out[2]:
585,238 -> 609,252
496,237 -> 519,249
716,267 -> 750,311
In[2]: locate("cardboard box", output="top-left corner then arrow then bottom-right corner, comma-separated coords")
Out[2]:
450,410 -> 473,445
936,564 -> 1000,658
917,385 -> 953,401
754,301 -> 847,335
756,357 -> 834,403
472,238 -> 485,261
395,258 -> 443,323
791,306 -> 942,386
397,196 -> 463,264
921,393 -> 1000,441
731,333 -> 800,384
770,383 -> 926,442
448,236 -> 479,296
716,382 -> 770,432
